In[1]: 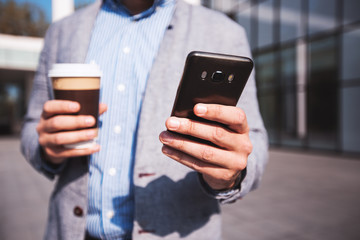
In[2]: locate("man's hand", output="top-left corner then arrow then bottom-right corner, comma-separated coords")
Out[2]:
159,103 -> 252,190
36,100 -> 107,164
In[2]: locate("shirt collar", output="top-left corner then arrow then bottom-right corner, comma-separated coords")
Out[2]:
103,0 -> 173,21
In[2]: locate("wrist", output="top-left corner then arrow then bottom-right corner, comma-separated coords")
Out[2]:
40,146 -> 65,165
202,173 -> 241,191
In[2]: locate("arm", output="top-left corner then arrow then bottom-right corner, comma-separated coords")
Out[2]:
159,27 -> 268,203
20,26 -> 105,179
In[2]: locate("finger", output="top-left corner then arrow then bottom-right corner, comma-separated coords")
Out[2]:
161,145 -> 240,188
39,128 -> 98,147
162,145 -> 218,173
99,103 -> 108,115
165,117 -> 239,150
194,104 -> 249,133
42,100 -> 80,119
159,131 -> 245,170
42,115 -> 96,133
44,144 -> 100,161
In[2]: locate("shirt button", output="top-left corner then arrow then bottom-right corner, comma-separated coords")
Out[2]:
109,168 -> 117,176
106,210 -> 115,219
123,47 -> 130,54
117,84 -> 126,92
114,125 -> 121,134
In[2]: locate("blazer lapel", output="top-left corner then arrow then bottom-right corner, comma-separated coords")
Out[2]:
68,0 -> 102,63
133,0 -> 192,182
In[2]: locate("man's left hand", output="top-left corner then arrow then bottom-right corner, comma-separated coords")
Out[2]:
159,103 -> 252,190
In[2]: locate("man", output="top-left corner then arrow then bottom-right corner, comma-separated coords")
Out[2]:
21,0 -> 268,239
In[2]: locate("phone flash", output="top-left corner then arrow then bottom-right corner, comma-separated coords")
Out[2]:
201,71 -> 207,79
228,74 -> 234,83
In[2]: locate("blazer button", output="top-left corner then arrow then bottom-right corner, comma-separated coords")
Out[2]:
73,206 -> 84,217
138,173 -> 156,178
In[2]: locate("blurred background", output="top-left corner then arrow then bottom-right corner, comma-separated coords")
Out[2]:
1,0 -> 359,155
0,0 -> 359,239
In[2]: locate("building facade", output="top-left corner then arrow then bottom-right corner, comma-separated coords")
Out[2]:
204,0 -> 360,155
0,34 -> 43,134
0,0 -> 74,135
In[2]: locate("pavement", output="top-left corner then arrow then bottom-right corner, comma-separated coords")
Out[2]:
1,137 -> 360,240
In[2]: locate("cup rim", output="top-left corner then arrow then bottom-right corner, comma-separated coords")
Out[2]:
48,63 -> 102,77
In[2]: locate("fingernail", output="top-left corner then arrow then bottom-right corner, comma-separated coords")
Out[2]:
196,104 -> 207,115
168,118 -> 180,130
85,117 -> 95,126
160,131 -> 173,144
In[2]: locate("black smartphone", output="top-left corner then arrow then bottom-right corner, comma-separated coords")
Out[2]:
171,51 -> 253,123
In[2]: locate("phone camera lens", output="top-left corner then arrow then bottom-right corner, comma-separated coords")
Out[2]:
211,71 -> 224,82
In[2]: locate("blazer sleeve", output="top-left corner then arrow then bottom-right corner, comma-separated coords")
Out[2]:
198,21 -> 269,204
20,24 -> 61,180
225,26 -> 269,203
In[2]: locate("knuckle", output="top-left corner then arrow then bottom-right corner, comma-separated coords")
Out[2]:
221,169 -> 241,183
183,119 -> 195,135
223,171 -> 234,182
44,148 -> 56,158
246,141 -> 253,154
234,159 -> 246,172
53,134 -> 64,145
50,117 -> 62,130
175,150 -> 187,165
43,101 -> 51,112
36,123 -> 42,134
175,139 -> 186,151
190,159 -> 202,171
214,105 -> 223,116
38,135 -> 45,146
235,108 -> 246,125
189,120 -> 197,133
201,147 -> 214,162
213,126 -> 226,143
243,139 -> 253,154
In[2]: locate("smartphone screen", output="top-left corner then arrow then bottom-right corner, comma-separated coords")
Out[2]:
171,51 -> 253,123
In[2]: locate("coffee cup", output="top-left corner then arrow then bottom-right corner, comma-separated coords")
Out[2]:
48,63 -> 101,149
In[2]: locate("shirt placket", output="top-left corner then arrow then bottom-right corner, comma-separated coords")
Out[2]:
101,19 -> 137,237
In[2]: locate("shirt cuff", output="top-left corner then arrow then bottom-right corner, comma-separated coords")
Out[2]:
198,168 -> 247,204
39,146 -> 66,179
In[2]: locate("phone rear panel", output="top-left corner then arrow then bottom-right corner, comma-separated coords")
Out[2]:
171,51 -> 253,121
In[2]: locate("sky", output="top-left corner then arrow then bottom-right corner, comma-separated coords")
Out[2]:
8,0 -> 96,22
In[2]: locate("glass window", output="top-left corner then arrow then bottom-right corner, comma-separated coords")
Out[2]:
280,47 -> 297,87
343,0 -> 360,25
256,51 -> 277,89
258,0 -> 274,48
307,37 -> 338,150
255,51 -> 280,144
258,93 -> 280,144
280,0 -> 303,42
235,8 -> 252,49
280,46 -> 302,147
308,0 -> 337,35
341,86 -> 360,153
0,73 -> 26,135
341,29 -> 360,81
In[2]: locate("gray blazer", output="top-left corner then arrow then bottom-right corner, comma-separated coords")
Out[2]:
21,0 -> 268,239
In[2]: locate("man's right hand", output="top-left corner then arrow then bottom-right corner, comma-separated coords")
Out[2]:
36,100 -> 107,164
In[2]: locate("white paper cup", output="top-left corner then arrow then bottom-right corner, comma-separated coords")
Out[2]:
49,63 -> 102,149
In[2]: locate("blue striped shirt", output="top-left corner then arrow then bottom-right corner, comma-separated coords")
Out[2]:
84,0 -> 175,238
